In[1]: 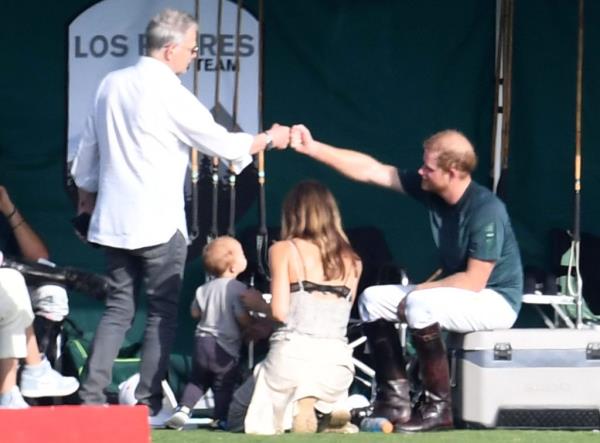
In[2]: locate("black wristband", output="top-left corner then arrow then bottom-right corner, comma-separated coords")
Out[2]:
11,219 -> 25,230
6,206 -> 17,219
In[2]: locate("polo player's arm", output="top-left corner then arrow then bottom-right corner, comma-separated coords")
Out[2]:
416,257 -> 495,293
291,124 -> 404,193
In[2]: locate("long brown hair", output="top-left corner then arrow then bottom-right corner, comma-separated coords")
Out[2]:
280,180 -> 359,280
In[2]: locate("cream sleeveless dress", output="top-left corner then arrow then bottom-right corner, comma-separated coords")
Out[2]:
244,242 -> 355,434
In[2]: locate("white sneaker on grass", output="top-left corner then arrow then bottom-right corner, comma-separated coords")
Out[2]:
20,356 -> 79,398
149,405 -> 178,428
0,386 -> 30,409
164,405 -> 192,430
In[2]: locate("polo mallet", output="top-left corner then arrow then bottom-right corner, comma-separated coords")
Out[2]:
425,268 -> 443,283
567,0 -> 585,328
489,0 -> 505,188
208,157 -> 220,243
226,0 -> 245,238
490,0 -> 513,198
255,0 -> 269,283
188,0 -> 202,241
247,0 -> 268,370
498,0 -> 514,199
226,168 -> 236,237
206,0 -> 225,255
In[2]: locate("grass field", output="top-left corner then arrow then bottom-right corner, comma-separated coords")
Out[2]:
152,429 -> 600,443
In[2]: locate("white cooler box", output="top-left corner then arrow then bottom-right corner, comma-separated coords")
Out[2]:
447,328 -> 600,429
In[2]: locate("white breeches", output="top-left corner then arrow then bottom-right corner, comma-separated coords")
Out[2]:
358,284 -> 517,332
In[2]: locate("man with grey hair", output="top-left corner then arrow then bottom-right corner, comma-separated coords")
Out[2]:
290,126 -> 522,432
71,8 -> 290,418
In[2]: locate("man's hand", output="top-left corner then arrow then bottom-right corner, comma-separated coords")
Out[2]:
266,123 -> 290,149
290,124 -> 317,156
76,189 -> 96,215
72,189 -> 96,244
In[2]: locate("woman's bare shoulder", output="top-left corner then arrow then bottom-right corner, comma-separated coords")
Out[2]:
342,253 -> 362,279
269,240 -> 294,258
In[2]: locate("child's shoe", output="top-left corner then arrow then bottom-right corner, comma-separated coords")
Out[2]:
164,405 -> 192,430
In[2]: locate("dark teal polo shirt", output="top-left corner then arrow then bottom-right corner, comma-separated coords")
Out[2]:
400,170 -> 523,313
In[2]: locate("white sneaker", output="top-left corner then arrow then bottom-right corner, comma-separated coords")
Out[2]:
0,386 -> 30,409
164,406 -> 191,430
149,405 -> 177,428
20,356 -> 79,398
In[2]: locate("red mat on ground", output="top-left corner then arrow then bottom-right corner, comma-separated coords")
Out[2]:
0,405 -> 150,443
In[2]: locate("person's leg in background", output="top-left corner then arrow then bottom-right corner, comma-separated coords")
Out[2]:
30,283 -> 70,364
78,247 -> 140,406
135,231 -> 187,415
0,358 -> 27,408
358,284 -> 412,425
0,268 -> 33,408
225,372 -> 256,432
362,320 -> 411,425
19,325 -> 79,398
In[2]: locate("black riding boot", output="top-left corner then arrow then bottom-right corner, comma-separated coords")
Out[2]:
362,319 -> 411,425
396,322 -> 453,432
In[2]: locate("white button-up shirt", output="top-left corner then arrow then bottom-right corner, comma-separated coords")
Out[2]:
71,56 -> 253,249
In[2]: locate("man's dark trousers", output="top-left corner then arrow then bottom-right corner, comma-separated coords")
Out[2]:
79,231 -> 187,414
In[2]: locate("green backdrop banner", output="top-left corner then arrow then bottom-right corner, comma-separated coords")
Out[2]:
2,0 -> 598,346
508,0 -> 600,270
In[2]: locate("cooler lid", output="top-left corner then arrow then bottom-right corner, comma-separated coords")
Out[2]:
448,328 -> 600,351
